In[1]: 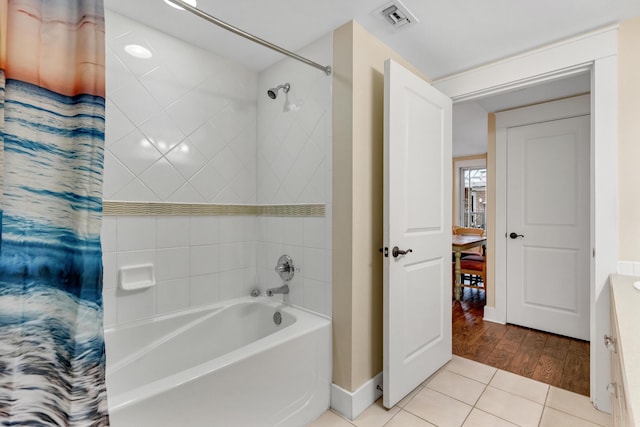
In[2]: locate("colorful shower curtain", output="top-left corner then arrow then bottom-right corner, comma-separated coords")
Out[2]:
0,1 -> 109,425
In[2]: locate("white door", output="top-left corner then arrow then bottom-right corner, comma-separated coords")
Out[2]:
383,59 -> 452,408
506,115 -> 590,340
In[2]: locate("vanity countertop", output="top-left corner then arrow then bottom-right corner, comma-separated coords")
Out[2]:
610,274 -> 640,426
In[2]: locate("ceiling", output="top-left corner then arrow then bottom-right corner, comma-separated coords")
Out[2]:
106,0 -> 640,80
452,73 -> 592,157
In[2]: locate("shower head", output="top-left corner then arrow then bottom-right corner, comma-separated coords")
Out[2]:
267,83 -> 290,99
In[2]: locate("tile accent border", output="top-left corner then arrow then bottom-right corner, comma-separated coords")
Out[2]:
103,201 -> 325,217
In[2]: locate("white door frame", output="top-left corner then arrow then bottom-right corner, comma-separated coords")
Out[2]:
432,25 -> 618,413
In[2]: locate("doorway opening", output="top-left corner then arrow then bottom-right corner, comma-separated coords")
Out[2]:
431,26 -> 617,411
450,72 -> 592,396
451,71 -> 590,302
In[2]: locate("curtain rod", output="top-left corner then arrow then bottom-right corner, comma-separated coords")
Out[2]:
167,0 -> 332,75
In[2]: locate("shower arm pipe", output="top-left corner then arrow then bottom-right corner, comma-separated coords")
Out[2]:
167,0 -> 332,76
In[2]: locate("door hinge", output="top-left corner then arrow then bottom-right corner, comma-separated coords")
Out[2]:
379,247 -> 389,257
593,248 -> 596,258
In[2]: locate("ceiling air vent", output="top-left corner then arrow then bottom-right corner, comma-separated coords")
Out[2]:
374,1 -> 418,31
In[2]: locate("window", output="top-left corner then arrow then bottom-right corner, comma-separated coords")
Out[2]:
460,167 -> 487,229
453,155 -> 487,230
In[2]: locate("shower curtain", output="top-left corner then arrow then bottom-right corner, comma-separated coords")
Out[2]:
0,0 -> 109,425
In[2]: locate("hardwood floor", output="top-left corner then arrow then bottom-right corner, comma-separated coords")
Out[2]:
452,288 -> 590,396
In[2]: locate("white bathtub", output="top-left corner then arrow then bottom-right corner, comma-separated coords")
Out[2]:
105,297 -> 331,427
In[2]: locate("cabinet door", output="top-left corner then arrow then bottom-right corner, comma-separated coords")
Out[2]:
610,296 -> 626,427
610,351 -> 625,426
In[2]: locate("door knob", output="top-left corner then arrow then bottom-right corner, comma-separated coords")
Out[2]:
392,246 -> 413,258
509,232 -> 524,239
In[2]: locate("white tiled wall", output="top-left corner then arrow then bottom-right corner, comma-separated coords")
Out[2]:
255,216 -> 332,316
102,10 -> 333,326
256,36 -> 333,205
255,36 -> 333,316
102,215 -> 256,327
617,261 -> 640,276
104,10 -> 257,204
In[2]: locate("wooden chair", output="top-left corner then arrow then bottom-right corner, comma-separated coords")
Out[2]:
459,254 -> 486,290
453,227 -> 485,257
452,227 -> 486,295
451,254 -> 486,300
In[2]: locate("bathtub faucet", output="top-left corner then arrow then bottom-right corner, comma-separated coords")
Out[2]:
266,284 -> 289,297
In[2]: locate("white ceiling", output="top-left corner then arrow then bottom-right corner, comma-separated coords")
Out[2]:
106,0 -> 640,80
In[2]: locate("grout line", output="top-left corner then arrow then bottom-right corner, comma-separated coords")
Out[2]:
459,405 -> 474,426
475,408 -> 519,427
419,388 -> 474,410
545,404 -> 610,427
543,385 -> 551,407
380,406 -> 403,427
473,380 -> 489,407
487,366 -> 498,384
536,405 -> 544,427
398,406 -> 438,427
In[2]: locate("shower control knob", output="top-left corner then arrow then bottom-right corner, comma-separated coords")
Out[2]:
274,254 -> 295,281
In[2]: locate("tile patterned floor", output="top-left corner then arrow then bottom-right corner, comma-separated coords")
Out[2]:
308,356 -> 611,427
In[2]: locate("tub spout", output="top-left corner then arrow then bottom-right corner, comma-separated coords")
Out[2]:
266,284 -> 289,296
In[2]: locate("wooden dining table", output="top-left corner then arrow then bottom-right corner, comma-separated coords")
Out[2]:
452,235 -> 487,301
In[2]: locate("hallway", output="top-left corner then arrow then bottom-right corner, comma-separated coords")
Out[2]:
452,289 -> 590,396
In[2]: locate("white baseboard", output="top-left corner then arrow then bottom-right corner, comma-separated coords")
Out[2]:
483,306 -> 506,324
330,372 -> 383,420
